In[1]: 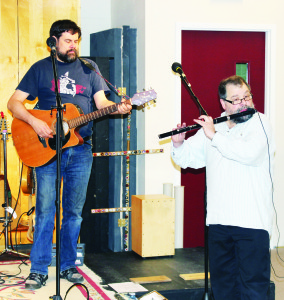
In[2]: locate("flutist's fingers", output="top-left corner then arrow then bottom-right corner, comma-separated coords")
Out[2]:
171,122 -> 187,147
194,115 -> 216,140
174,122 -> 187,130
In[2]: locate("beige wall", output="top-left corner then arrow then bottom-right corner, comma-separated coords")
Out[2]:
110,0 -> 284,247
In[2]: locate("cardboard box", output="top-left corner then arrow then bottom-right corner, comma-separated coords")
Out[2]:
132,194 -> 175,257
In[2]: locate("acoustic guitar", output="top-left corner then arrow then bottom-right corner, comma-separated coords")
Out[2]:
11,90 -> 156,167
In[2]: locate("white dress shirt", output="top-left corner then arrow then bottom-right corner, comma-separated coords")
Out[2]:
171,112 -> 275,234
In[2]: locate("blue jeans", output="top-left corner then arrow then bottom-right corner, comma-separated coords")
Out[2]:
30,144 -> 93,275
208,225 -> 270,300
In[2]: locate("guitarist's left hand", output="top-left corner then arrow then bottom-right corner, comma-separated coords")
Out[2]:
94,90 -> 132,115
117,98 -> 132,115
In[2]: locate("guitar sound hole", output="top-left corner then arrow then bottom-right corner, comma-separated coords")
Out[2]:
48,132 -> 71,150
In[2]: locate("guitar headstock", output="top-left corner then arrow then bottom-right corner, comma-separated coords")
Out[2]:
0,112 -> 9,133
131,89 -> 157,106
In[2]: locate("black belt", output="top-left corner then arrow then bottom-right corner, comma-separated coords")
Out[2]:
83,136 -> 92,143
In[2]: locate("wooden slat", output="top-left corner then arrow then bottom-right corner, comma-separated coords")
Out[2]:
0,0 -> 80,248
180,272 -> 210,280
130,275 -> 172,284
0,0 -> 20,198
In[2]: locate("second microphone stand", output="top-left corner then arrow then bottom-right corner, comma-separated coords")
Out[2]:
174,67 -> 212,300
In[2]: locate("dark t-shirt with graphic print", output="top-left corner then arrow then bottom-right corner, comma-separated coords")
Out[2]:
17,57 -> 110,138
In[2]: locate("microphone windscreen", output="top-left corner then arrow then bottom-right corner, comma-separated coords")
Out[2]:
46,36 -> 56,48
172,62 -> 183,74
246,107 -> 256,113
241,107 -> 257,115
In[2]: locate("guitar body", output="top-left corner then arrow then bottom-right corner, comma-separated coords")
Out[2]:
11,103 -> 83,167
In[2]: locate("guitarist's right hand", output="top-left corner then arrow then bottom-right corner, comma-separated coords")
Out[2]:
30,117 -> 53,139
7,90 -> 53,139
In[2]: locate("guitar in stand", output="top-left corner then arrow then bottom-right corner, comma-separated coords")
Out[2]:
0,112 -> 29,258
20,164 -> 35,242
0,175 -> 21,230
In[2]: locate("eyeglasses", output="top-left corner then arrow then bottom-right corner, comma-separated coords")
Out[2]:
222,94 -> 253,105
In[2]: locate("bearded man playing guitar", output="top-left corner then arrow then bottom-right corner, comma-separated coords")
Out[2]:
7,19 -> 132,290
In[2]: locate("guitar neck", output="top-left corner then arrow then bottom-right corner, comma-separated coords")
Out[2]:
67,99 -> 132,129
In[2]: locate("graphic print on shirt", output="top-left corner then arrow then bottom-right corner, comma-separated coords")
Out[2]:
51,72 -> 86,97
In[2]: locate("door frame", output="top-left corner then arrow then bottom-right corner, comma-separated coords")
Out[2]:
173,23 -> 276,188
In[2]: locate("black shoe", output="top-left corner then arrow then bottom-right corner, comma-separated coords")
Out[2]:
60,267 -> 83,283
25,273 -> 48,289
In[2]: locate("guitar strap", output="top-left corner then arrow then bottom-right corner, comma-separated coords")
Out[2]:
78,58 -> 96,146
79,57 -> 118,96
78,57 -> 96,72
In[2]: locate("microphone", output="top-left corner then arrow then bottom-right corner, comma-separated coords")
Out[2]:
27,206 -> 35,216
46,36 -> 56,52
172,62 -> 191,87
172,62 -> 184,75
171,62 -> 208,115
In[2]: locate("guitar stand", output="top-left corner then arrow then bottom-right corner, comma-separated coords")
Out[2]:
0,124 -> 29,259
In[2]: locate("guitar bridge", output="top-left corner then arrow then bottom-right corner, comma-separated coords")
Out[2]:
38,136 -> 47,148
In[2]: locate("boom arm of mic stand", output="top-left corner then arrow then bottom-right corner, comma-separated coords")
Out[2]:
178,73 -> 208,116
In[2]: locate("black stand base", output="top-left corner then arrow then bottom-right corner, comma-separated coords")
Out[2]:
203,292 -> 213,300
0,248 -> 29,259
50,296 -> 63,300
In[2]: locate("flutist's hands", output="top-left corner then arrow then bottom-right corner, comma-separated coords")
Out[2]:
171,115 -> 216,147
171,122 -> 186,148
194,115 -> 216,140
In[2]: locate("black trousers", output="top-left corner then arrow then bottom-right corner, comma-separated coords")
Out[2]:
208,225 -> 270,300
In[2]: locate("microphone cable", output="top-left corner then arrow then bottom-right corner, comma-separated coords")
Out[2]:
256,112 -> 284,278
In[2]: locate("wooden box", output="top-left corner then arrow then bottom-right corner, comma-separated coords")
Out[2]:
131,194 -> 175,257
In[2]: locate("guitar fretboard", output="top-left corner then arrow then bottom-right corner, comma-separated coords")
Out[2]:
67,100 -> 131,129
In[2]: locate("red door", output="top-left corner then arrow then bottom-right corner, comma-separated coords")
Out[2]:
181,30 -> 265,247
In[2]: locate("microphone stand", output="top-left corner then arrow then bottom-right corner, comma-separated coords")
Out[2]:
177,70 -> 208,117
49,49 -> 65,300
174,69 -> 212,300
